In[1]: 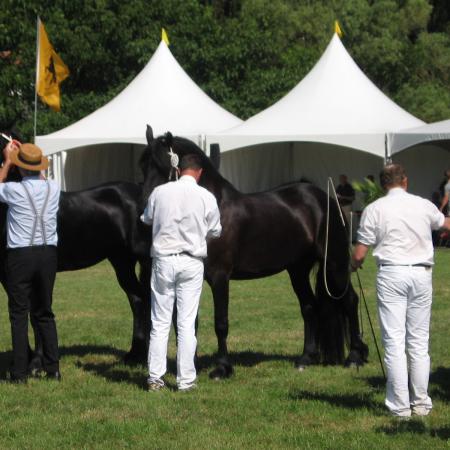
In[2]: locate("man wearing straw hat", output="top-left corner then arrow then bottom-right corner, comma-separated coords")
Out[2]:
0,140 -> 61,383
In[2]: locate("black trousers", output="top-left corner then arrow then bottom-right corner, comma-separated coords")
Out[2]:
6,245 -> 59,379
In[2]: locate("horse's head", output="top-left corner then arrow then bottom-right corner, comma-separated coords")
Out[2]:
140,125 -> 217,201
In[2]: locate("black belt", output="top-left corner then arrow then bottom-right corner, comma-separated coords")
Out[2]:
169,251 -> 194,257
379,263 -> 431,268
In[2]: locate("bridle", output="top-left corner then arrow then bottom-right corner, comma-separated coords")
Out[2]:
167,146 -> 179,181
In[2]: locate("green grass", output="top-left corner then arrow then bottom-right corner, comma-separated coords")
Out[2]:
0,250 -> 450,449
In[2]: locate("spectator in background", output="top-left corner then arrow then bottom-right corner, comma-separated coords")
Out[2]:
439,169 -> 450,216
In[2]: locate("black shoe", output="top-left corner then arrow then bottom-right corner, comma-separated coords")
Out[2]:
45,371 -> 61,381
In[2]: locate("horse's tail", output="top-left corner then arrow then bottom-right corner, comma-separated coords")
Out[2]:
313,190 -> 352,364
314,263 -> 349,364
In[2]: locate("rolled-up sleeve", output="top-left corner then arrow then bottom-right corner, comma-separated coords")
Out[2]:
356,206 -> 377,246
0,184 -> 9,204
140,191 -> 156,225
428,201 -> 445,230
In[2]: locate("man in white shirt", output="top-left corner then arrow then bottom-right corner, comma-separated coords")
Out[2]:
352,164 -> 450,418
141,153 -> 221,391
0,141 -> 61,383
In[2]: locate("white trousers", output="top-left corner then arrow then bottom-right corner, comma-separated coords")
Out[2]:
376,265 -> 433,416
148,254 -> 204,390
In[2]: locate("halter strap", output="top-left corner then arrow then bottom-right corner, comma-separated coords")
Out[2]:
168,146 -> 179,181
21,181 -> 51,246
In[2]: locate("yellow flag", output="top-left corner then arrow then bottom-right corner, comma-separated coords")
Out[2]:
37,19 -> 69,111
335,20 -> 343,37
162,28 -> 170,46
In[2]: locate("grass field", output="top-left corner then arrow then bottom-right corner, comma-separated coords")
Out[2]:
0,250 -> 449,449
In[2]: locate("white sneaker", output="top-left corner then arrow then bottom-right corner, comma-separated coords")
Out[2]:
178,383 -> 197,392
147,379 -> 165,392
412,406 -> 431,416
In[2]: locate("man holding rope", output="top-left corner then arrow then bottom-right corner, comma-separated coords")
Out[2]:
352,164 -> 450,418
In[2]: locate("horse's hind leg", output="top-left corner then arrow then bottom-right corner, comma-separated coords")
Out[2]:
287,263 -> 320,369
109,256 -> 149,364
343,284 -> 368,367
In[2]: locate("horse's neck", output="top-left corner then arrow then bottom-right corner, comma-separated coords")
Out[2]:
200,169 -> 240,204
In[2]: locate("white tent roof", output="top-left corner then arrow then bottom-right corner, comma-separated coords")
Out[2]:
389,119 -> 450,154
207,34 -> 424,158
36,41 -> 242,156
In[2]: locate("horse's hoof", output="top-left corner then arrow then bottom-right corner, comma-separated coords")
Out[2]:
346,361 -> 359,369
344,357 -> 365,368
209,364 -> 233,380
296,364 -> 307,372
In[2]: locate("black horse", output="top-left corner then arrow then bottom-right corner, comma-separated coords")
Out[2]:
141,126 -> 368,378
0,134 -> 151,364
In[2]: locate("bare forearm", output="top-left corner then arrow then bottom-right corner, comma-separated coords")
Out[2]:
351,243 -> 369,270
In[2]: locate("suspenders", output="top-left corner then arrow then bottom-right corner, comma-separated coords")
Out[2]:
21,181 -> 51,246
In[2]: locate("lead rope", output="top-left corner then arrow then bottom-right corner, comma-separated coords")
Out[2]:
323,177 -> 351,300
168,146 -> 179,181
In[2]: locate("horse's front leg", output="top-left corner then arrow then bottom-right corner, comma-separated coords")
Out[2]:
343,285 -> 369,367
110,256 -> 149,364
287,264 -> 320,369
207,270 -> 233,379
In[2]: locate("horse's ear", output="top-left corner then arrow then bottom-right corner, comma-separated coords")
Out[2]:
210,143 -> 221,170
165,132 -> 173,147
146,125 -> 153,144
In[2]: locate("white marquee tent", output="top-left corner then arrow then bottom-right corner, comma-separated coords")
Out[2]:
36,40 -> 242,190
207,33 -> 425,199
389,119 -> 450,198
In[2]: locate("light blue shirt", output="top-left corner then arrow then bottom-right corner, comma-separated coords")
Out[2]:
0,176 -> 60,248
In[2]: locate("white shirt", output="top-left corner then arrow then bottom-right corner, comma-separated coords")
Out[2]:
0,177 -> 60,248
357,187 -> 445,266
141,175 -> 222,258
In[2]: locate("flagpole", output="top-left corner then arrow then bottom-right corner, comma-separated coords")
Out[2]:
33,16 -> 40,143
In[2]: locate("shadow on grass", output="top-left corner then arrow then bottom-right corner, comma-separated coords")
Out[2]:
59,345 -> 298,389
364,375 -> 386,390
288,389 -> 385,415
429,366 -> 450,402
196,350 -> 297,371
376,420 -> 450,441
60,344 -> 125,359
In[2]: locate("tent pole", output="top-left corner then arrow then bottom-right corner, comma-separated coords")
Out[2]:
384,133 -> 392,164
60,151 -> 66,191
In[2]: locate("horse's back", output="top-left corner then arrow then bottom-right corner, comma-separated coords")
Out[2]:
57,182 -> 149,271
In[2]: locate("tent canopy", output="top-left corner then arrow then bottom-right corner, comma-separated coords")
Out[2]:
207,34 -> 424,158
390,119 -> 450,155
36,41 -> 242,156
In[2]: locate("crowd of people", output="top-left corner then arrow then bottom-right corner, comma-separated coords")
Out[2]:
1,138 -> 450,419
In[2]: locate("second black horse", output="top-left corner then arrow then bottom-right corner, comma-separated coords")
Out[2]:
141,126 -> 368,378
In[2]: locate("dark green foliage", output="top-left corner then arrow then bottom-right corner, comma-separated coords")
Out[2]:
1,0 -> 449,141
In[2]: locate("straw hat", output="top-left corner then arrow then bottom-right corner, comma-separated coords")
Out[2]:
10,143 -> 48,171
